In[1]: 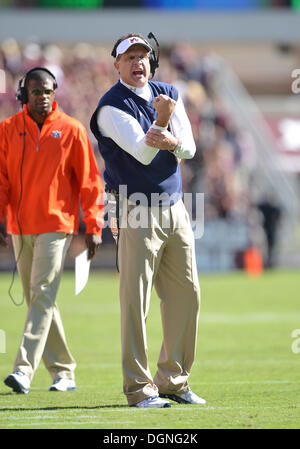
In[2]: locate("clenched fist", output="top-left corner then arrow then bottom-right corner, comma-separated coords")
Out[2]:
153,94 -> 176,127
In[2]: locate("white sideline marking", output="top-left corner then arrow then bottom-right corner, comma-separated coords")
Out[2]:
2,421 -> 107,427
3,415 -> 133,422
1,403 -> 299,430
1,403 -> 299,415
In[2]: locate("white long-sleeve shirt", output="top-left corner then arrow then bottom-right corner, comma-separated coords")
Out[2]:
97,79 -> 196,165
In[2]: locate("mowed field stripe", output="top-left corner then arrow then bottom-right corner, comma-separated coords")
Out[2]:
200,312 -> 300,323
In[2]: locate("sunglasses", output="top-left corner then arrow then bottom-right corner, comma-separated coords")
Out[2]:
30,88 -> 55,96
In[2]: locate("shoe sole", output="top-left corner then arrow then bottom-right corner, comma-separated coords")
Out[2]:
49,386 -> 76,392
131,402 -> 171,408
159,393 -> 191,404
4,376 -> 29,394
160,393 -> 206,405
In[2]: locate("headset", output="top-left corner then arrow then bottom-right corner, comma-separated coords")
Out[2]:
111,32 -> 160,78
16,66 -> 58,105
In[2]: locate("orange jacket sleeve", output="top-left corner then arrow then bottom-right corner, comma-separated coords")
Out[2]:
72,124 -> 104,236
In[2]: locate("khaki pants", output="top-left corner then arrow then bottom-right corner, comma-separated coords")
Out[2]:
11,233 -> 76,382
118,200 -> 200,406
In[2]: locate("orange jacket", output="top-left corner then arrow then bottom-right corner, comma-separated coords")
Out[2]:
0,101 -> 103,235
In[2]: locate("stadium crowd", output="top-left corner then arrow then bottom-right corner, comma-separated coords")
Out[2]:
1,37 -> 268,262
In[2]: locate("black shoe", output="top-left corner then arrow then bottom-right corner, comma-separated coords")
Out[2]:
4,371 -> 30,394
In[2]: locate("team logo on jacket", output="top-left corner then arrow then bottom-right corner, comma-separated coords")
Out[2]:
51,130 -> 61,139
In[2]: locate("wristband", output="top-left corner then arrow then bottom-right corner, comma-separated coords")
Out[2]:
170,139 -> 182,157
152,121 -> 168,131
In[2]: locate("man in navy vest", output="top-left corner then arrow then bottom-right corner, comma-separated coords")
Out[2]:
91,33 -> 205,408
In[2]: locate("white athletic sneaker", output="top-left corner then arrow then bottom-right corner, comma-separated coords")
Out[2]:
134,395 -> 171,408
4,371 -> 30,394
160,390 -> 206,405
48,378 -> 76,392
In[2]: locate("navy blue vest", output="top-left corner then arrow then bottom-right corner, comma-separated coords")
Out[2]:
90,80 -> 181,205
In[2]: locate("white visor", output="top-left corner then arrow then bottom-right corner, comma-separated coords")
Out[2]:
115,37 -> 152,57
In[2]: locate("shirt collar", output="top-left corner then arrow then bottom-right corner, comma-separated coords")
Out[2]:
120,79 -> 151,101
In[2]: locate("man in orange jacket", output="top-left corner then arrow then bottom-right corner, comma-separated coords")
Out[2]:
0,67 -> 104,394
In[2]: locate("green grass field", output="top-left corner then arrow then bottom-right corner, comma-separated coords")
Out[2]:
0,269 -> 299,430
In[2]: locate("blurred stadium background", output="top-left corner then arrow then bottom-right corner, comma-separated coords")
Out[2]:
1,0 -> 300,274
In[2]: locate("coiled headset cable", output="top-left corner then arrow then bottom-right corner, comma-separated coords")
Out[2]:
8,109 -> 26,306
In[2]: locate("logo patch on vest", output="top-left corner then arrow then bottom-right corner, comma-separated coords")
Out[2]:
51,130 -> 61,139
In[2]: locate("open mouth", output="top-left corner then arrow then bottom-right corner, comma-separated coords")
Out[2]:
133,70 -> 143,77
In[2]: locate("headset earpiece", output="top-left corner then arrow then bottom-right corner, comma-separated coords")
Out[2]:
16,76 -> 27,105
16,67 -> 58,105
147,32 -> 160,78
111,43 -> 118,59
149,46 -> 159,78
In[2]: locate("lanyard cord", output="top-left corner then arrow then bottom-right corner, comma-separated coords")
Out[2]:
8,109 -> 26,307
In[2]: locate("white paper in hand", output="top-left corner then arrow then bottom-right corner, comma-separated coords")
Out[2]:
75,249 -> 91,295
